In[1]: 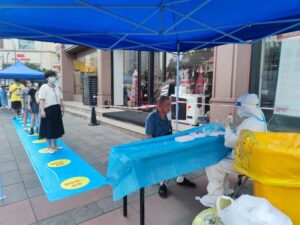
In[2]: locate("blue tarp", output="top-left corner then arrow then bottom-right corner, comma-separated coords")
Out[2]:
12,115 -> 108,202
107,124 -> 230,200
0,60 -> 44,79
0,1 -> 299,52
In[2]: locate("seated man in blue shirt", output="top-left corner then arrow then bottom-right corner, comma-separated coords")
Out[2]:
145,96 -> 196,198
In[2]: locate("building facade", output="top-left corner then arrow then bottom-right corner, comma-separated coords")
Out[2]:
60,31 -> 300,132
211,31 -> 300,132
0,39 -> 60,71
0,39 -> 61,86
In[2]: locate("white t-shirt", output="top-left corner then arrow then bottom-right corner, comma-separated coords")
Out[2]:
35,90 -> 39,101
38,84 -> 62,108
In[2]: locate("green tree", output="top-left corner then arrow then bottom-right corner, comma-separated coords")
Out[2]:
25,62 -> 42,71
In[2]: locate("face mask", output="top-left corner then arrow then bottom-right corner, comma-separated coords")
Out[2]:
166,111 -> 171,120
28,83 -> 32,88
237,108 -> 244,118
48,77 -> 57,84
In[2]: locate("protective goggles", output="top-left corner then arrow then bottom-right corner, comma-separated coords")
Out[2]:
235,101 -> 242,107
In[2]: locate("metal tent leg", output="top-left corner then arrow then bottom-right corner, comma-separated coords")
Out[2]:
123,196 -> 127,217
140,188 -> 145,225
175,49 -> 180,132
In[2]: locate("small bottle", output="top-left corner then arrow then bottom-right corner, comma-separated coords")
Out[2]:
227,113 -> 233,127
214,119 -> 219,131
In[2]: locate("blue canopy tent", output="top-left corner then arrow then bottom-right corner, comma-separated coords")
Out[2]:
0,0 -> 299,52
0,0 -> 300,130
0,2 -> 299,224
0,60 -> 45,79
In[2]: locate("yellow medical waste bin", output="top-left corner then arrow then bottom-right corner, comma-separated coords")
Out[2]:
233,130 -> 300,225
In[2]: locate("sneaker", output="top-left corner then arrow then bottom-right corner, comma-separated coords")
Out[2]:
158,184 -> 168,198
52,146 -> 63,150
199,194 -> 218,208
29,128 -> 34,135
177,178 -> 196,188
48,148 -> 55,154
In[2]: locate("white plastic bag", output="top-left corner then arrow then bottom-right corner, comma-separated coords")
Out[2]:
216,195 -> 293,225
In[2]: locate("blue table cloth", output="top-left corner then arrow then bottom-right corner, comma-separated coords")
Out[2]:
107,124 -> 230,201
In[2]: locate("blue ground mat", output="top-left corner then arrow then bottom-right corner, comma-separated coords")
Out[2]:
12,116 -> 108,202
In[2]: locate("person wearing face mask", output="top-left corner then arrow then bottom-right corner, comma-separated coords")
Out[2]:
38,71 -> 65,153
145,96 -> 196,199
21,80 -> 32,130
9,79 -> 25,118
199,93 -> 267,207
0,85 -> 8,109
28,82 -> 40,135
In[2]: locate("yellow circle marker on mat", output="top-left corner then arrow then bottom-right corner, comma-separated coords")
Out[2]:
47,159 -> 71,168
33,139 -> 45,144
38,148 -> 50,154
61,177 -> 90,190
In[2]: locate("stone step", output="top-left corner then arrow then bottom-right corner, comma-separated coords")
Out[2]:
64,104 -> 93,115
64,107 -> 145,139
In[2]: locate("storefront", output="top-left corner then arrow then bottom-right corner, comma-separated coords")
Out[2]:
111,49 -> 214,110
61,32 -> 300,130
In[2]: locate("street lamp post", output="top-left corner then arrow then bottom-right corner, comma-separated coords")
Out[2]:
6,52 -> 10,65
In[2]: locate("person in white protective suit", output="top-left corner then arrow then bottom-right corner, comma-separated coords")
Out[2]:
200,93 -> 267,207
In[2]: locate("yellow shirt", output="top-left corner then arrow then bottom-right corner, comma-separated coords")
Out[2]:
9,83 -> 25,102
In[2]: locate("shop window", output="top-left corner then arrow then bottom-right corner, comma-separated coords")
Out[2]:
19,40 -> 35,50
165,49 -> 214,96
140,51 -> 149,105
153,52 -> 164,103
113,50 -> 138,107
73,51 -> 97,96
258,32 -> 300,132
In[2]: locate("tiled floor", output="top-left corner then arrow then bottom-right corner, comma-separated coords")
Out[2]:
0,109 -> 249,225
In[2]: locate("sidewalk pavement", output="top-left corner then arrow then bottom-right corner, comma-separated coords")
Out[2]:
0,109 -> 252,225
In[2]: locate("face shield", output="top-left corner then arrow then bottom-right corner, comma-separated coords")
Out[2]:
235,101 -> 244,118
235,94 -> 261,119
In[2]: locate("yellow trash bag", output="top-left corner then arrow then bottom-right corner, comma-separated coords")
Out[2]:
192,197 -> 232,225
233,130 -> 300,225
233,130 -> 300,187
192,207 -> 224,225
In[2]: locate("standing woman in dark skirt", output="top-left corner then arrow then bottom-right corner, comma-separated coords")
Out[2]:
39,71 -> 65,153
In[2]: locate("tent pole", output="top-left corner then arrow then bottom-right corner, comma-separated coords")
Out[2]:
175,44 -> 180,132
